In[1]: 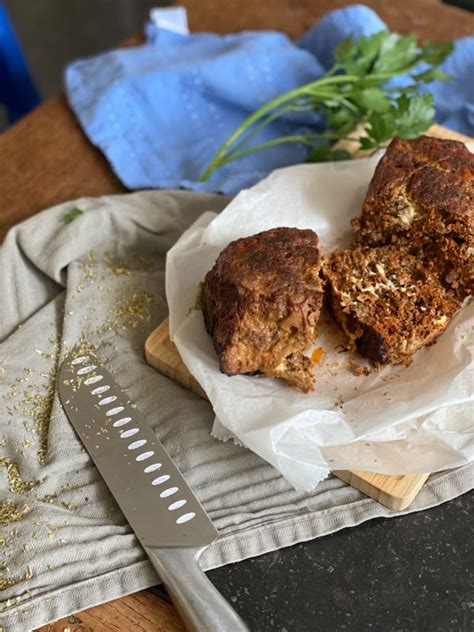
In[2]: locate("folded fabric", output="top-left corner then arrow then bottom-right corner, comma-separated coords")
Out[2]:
65,5 -> 474,194
1,190 -> 473,631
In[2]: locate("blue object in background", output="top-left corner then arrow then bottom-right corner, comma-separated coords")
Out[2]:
65,4 -> 474,195
0,3 -> 41,127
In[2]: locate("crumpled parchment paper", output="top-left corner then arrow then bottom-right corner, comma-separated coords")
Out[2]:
166,149 -> 474,491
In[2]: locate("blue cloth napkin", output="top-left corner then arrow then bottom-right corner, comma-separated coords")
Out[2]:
65,4 -> 474,195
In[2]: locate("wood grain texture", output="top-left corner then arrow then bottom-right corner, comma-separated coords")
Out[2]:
0,1 -> 465,631
145,320 -> 430,511
183,0 -> 474,40
0,95 -> 124,242
144,121 -> 472,512
36,590 -> 184,632
1,0 -> 473,238
333,471 -> 430,511
145,318 -> 207,399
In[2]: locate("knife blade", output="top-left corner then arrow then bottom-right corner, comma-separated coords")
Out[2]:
58,351 -> 248,632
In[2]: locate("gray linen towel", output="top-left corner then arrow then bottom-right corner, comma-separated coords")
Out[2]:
0,191 -> 472,632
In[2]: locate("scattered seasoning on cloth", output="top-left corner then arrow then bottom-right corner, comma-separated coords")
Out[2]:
0,191 -> 472,632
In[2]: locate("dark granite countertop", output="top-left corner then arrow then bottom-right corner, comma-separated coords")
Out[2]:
152,489 -> 473,631
207,490 -> 474,631
5,3 -> 474,631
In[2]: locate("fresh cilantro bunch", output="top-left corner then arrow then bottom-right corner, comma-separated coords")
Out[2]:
200,32 -> 453,179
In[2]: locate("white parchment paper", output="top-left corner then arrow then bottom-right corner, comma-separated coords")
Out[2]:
166,149 -> 474,491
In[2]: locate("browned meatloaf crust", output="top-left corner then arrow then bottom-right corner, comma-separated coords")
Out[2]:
201,227 -> 324,392
323,246 -> 459,365
352,136 -> 474,299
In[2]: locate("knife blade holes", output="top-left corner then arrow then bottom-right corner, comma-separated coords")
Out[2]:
152,474 -> 170,486
71,356 -> 88,364
128,439 -> 147,450
65,360 -> 199,528
168,499 -> 186,511
160,487 -> 179,498
136,451 -> 154,462
84,375 -> 103,385
144,463 -> 162,473
91,385 -> 110,395
106,406 -> 125,416
113,417 -> 132,427
77,365 -> 97,375
176,512 -> 196,524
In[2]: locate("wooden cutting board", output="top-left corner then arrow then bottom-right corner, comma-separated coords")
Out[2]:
145,319 -> 429,511
145,124 -> 472,512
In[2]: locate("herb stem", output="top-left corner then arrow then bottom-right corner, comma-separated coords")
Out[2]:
199,72 -> 410,181
199,34 -> 452,180
217,132 -> 363,166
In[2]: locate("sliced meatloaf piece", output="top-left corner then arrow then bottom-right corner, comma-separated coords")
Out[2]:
352,136 -> 474,299
323,246 -> 459,366
201,227 -> 324,392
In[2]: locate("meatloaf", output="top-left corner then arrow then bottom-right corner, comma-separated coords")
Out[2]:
352,136 -> 474,299
324,246 -> 459,365
201,227 -> 324,392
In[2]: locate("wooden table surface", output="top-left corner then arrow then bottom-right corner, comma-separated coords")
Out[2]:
0,0 -> 471,630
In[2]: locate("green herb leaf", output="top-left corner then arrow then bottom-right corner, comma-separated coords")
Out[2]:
336,32 -> 388,76
360,113 -> 396,149
61,207 -> 84,224
421,41 -> 454,65
411,68 -> 451,83
352,31 -> 388,73
352,87 -> 391,113
373,33 -> 418,74
334,36 -> 357,64
392,93 -> 435,137
323,106 -> 362,137
361,93 -> 434,149
306,145 -> 352,163
199,30 -> 454,179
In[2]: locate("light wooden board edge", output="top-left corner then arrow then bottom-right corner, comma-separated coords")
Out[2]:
333,470 -> 430,511
145,317 -> 207,400
145,318 -> 429,512
145,124 -> 471,512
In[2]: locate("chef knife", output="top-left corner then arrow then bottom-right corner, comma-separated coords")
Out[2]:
58,351 -> 248,632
